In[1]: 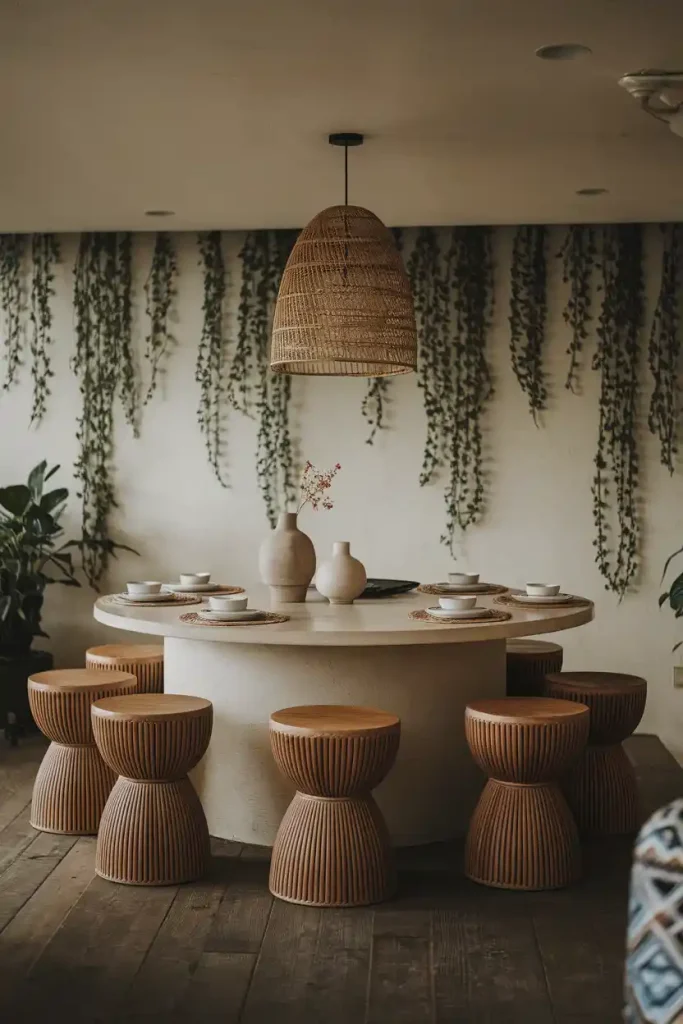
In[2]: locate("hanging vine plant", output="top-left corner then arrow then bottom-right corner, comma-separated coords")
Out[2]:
558,225 -> 597,393
236,228 -> 297,524
196,231 -> 229,485
407,226 -> 494,552
360,228 -> 404,445
144,231 -> 177,404
509,225 -> 548,421
361,377 -> 390,445
72,232 -> 138,586
0,234 -> 26,391
648,223 -> 682,473
592,224 -> 644,595
441,226 -> 494,548
28,233 -> 60,424
407,226 -> 446,485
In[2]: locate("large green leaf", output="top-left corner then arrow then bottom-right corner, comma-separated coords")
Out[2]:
0,485 -> 32,517
27,462 -> 47,502
40,488 -> 68,514
670,571 -> 683,611
0,595 -> 11,621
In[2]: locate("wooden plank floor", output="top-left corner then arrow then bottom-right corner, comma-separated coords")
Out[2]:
0,734 -> 680,1023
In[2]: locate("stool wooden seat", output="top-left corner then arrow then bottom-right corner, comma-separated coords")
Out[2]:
464,697 -> 589,890
544,671 -> 647,835
269,704 -> 400,907
92,694 -> 213,886
505,639 -> 564,697
86,644 -> 164,694
28,668 -> 137,835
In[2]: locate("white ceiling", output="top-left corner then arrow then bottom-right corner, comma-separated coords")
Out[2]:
1,0 -> 682,230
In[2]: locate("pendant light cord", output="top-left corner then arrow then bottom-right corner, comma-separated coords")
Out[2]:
344,144 -> 349,205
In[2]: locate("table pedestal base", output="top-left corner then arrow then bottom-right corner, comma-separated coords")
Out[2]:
164,636 -> 506,846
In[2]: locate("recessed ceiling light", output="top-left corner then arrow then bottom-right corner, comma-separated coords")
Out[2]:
576,187 -> 608,196
536,43 -> 592,61
145,209 -> 175,217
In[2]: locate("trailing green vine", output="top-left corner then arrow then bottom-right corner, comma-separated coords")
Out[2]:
361,377 -> 390,445
196,231 -> 229,485
144,232 -> 177,403
28,234 -> 60,424
592,224 -> 644,595
648,223 -> 682,473
407,226 -> 445,485
0,234 -> 26,391
72,232 -> 138,586
407,226 -> 494,552
361,228 -> 404,444
236,229 -> 297,523
509,225 -> 548,421
441,226 -> 494,547
559,225 -> 597,393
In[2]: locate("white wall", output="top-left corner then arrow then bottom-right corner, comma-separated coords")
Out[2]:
3,229 -> 683,760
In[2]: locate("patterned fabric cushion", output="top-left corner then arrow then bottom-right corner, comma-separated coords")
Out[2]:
626,799 -> 683,1023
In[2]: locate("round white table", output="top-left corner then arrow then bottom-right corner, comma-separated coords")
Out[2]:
94,586 -> 593,846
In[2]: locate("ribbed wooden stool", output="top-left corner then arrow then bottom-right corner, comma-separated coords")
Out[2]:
505,639 -> 564,697
28,668 -> 137,835
544,671 -> 647,835
92,694 -> 213,885
86,644 -> 164,694
465,698 -> 589,890
269,704 -> 400,907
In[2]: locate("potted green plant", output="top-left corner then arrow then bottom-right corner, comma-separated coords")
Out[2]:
0,462 -> 82,740
660,544 -> 683,650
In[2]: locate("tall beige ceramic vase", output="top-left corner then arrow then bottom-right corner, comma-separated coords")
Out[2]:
258,512 -> 316,603
315,541 -> 367,605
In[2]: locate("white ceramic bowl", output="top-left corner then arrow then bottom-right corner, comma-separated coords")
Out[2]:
439,595 -> 477,611
447,571 -> 480,586
180,572 -> 211,586
525,582 -> 561,597
208,594 -> 248,612
126,580 -> 162,596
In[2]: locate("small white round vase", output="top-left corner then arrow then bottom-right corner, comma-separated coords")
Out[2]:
315,541 -> 367,605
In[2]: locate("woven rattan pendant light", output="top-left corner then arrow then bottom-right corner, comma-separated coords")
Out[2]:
270,133 -> 418,376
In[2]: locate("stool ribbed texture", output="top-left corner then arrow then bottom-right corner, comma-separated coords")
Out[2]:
464,698 -> 589,891
269,705 -> 400,907
544,671 -> 647,835
505,639 -> 564,697
92,694 -> 212,886
86,644 -> 164,694
28,669 -> 137,835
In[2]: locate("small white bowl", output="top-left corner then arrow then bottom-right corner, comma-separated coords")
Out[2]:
208,594 -> 248,612
525,582 -> 561,597
448,571 -> 480,586
439,595 -> 477,611
126,580 -> 162,596
180,572 -> 211,586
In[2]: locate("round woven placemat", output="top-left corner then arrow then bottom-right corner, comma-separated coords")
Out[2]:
410,609 -> 512,625
105,593 -> 203,608
495,593 -> 592,609
417,582 -> 509,597
179,611 -> 290,627
162,584 -> 245,596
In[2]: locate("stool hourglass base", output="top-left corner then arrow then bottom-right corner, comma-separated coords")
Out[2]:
564,743 -> 639,835
96,776 -> 210,886
464,779 -> 581,891
269,791 -> 395,907
31,743 -> 117,835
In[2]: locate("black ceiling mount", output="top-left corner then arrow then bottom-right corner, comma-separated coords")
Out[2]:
328,132 -> 364,147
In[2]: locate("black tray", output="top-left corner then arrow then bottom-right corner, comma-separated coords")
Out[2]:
360,578 -> 420,598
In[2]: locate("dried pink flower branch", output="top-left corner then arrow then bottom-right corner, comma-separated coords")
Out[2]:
297,461 -> 342,513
